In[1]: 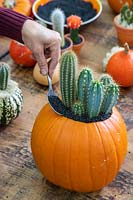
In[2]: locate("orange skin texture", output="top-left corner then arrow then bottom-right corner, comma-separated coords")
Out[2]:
107,0 -> 132,13
0,0 -> 32,16
107,49 -> 133,87
9,40 -> 36,67
31,104 -> 128,192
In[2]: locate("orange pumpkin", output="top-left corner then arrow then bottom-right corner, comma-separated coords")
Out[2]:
107,0 -> 132,13
0,0 -> 32,16
31,104 -> 127,192
107,44 -> 133,87
9,40 -> 36,67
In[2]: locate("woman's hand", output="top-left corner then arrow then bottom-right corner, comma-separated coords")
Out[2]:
21,20 -> 61,77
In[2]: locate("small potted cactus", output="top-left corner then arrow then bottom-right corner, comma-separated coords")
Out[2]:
31,51 -> 128,192
66,15 -> 85,54
51,8 -> 73,54
0,62 -> 23,125
114,0 -> 133,47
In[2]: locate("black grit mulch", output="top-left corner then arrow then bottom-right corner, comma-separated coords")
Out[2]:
48,96 -> 112,123
37,0 -> 97,24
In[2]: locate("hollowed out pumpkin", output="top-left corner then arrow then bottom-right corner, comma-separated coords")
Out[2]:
31,104 -> 128,192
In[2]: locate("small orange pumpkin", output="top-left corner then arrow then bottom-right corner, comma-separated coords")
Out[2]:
0,0 -> 32,16
107,0 -> 132,13
31,104 -> 127,192
107,43 -> 133,87
9,40 -> 36,67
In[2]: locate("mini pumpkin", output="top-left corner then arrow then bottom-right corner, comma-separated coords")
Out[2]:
33,61 -> 60,86
0,62 -> 23,125
104,43 -> 133,87
9,40 -> 36,67
31,51 -> 128,192
0,0 -> 32,16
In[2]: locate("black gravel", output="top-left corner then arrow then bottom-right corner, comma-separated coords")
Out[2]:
48,96 -> 112,123
37,0 -> 97,24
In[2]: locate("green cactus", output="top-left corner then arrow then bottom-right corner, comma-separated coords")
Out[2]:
60,51 -> 77,108
77,68 -> 93,113
120,1 -> 133,25
86,81 -> 103,119
72,101 -> 84,116
0,62 -> 10,90
100,74 -> 114,86
51,8 -> 65,47
100,83 -> 119,114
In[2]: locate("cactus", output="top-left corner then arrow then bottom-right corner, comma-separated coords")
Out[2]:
86,81 -> 103,119
60,51 -> 78,108
0,62 -> 10,90
59,51 -> 119,120
72,101 -> 84,116
100,74 -> 114,86
100,84 -> 119,114
51,8 -> 65,47
120,1 -> 133,25
77,68 -> 93,113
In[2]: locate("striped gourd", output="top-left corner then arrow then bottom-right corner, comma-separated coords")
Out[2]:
0,62 -> 23,125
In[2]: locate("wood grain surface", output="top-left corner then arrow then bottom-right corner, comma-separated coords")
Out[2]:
0,0 -> 133,199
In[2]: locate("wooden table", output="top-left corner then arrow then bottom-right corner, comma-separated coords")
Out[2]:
0,0 -> 133,199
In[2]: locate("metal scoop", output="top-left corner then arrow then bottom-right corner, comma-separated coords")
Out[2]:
47,75 -> 63,115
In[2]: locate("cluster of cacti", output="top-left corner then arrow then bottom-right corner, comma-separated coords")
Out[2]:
0,62 -> 23,125
120,0 -> 133,25
60,51 -> 119,119
51,8 -> 65,47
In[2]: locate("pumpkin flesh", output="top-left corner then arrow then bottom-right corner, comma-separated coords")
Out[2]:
31,104 -> 128,192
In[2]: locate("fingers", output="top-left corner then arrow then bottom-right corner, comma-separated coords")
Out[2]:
33,47 -> 48,75
48,41 -> 61,78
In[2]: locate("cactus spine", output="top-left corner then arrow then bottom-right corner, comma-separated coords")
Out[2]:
77,68 -> 93,113
72,102 -> 84,116
100,74 -> 114,86
0,62 -> 10,90
60,51 -> 77,108
51,8 -> 65,47
87,81 -> 103,119
100,84 -> 119,114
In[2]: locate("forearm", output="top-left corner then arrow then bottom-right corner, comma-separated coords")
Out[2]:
0,7 -> 31,43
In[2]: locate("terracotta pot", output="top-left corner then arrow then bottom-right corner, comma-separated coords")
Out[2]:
107,0 -> 132,13
33,60 -> 60,86
61,36 -> 73,54
65,34 -> 85,55
114,15 -> 133,47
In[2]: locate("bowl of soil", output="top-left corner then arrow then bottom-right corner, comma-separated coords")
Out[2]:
32,0 -> 103,27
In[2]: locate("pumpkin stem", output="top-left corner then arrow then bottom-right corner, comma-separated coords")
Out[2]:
0,62 -> 10,90
124,43 -> 130,54
60,51 -> 77,108
51,8 -> 65,48
4,0 -> 16,9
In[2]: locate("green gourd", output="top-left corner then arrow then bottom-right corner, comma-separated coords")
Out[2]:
0,62 -> 23,125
